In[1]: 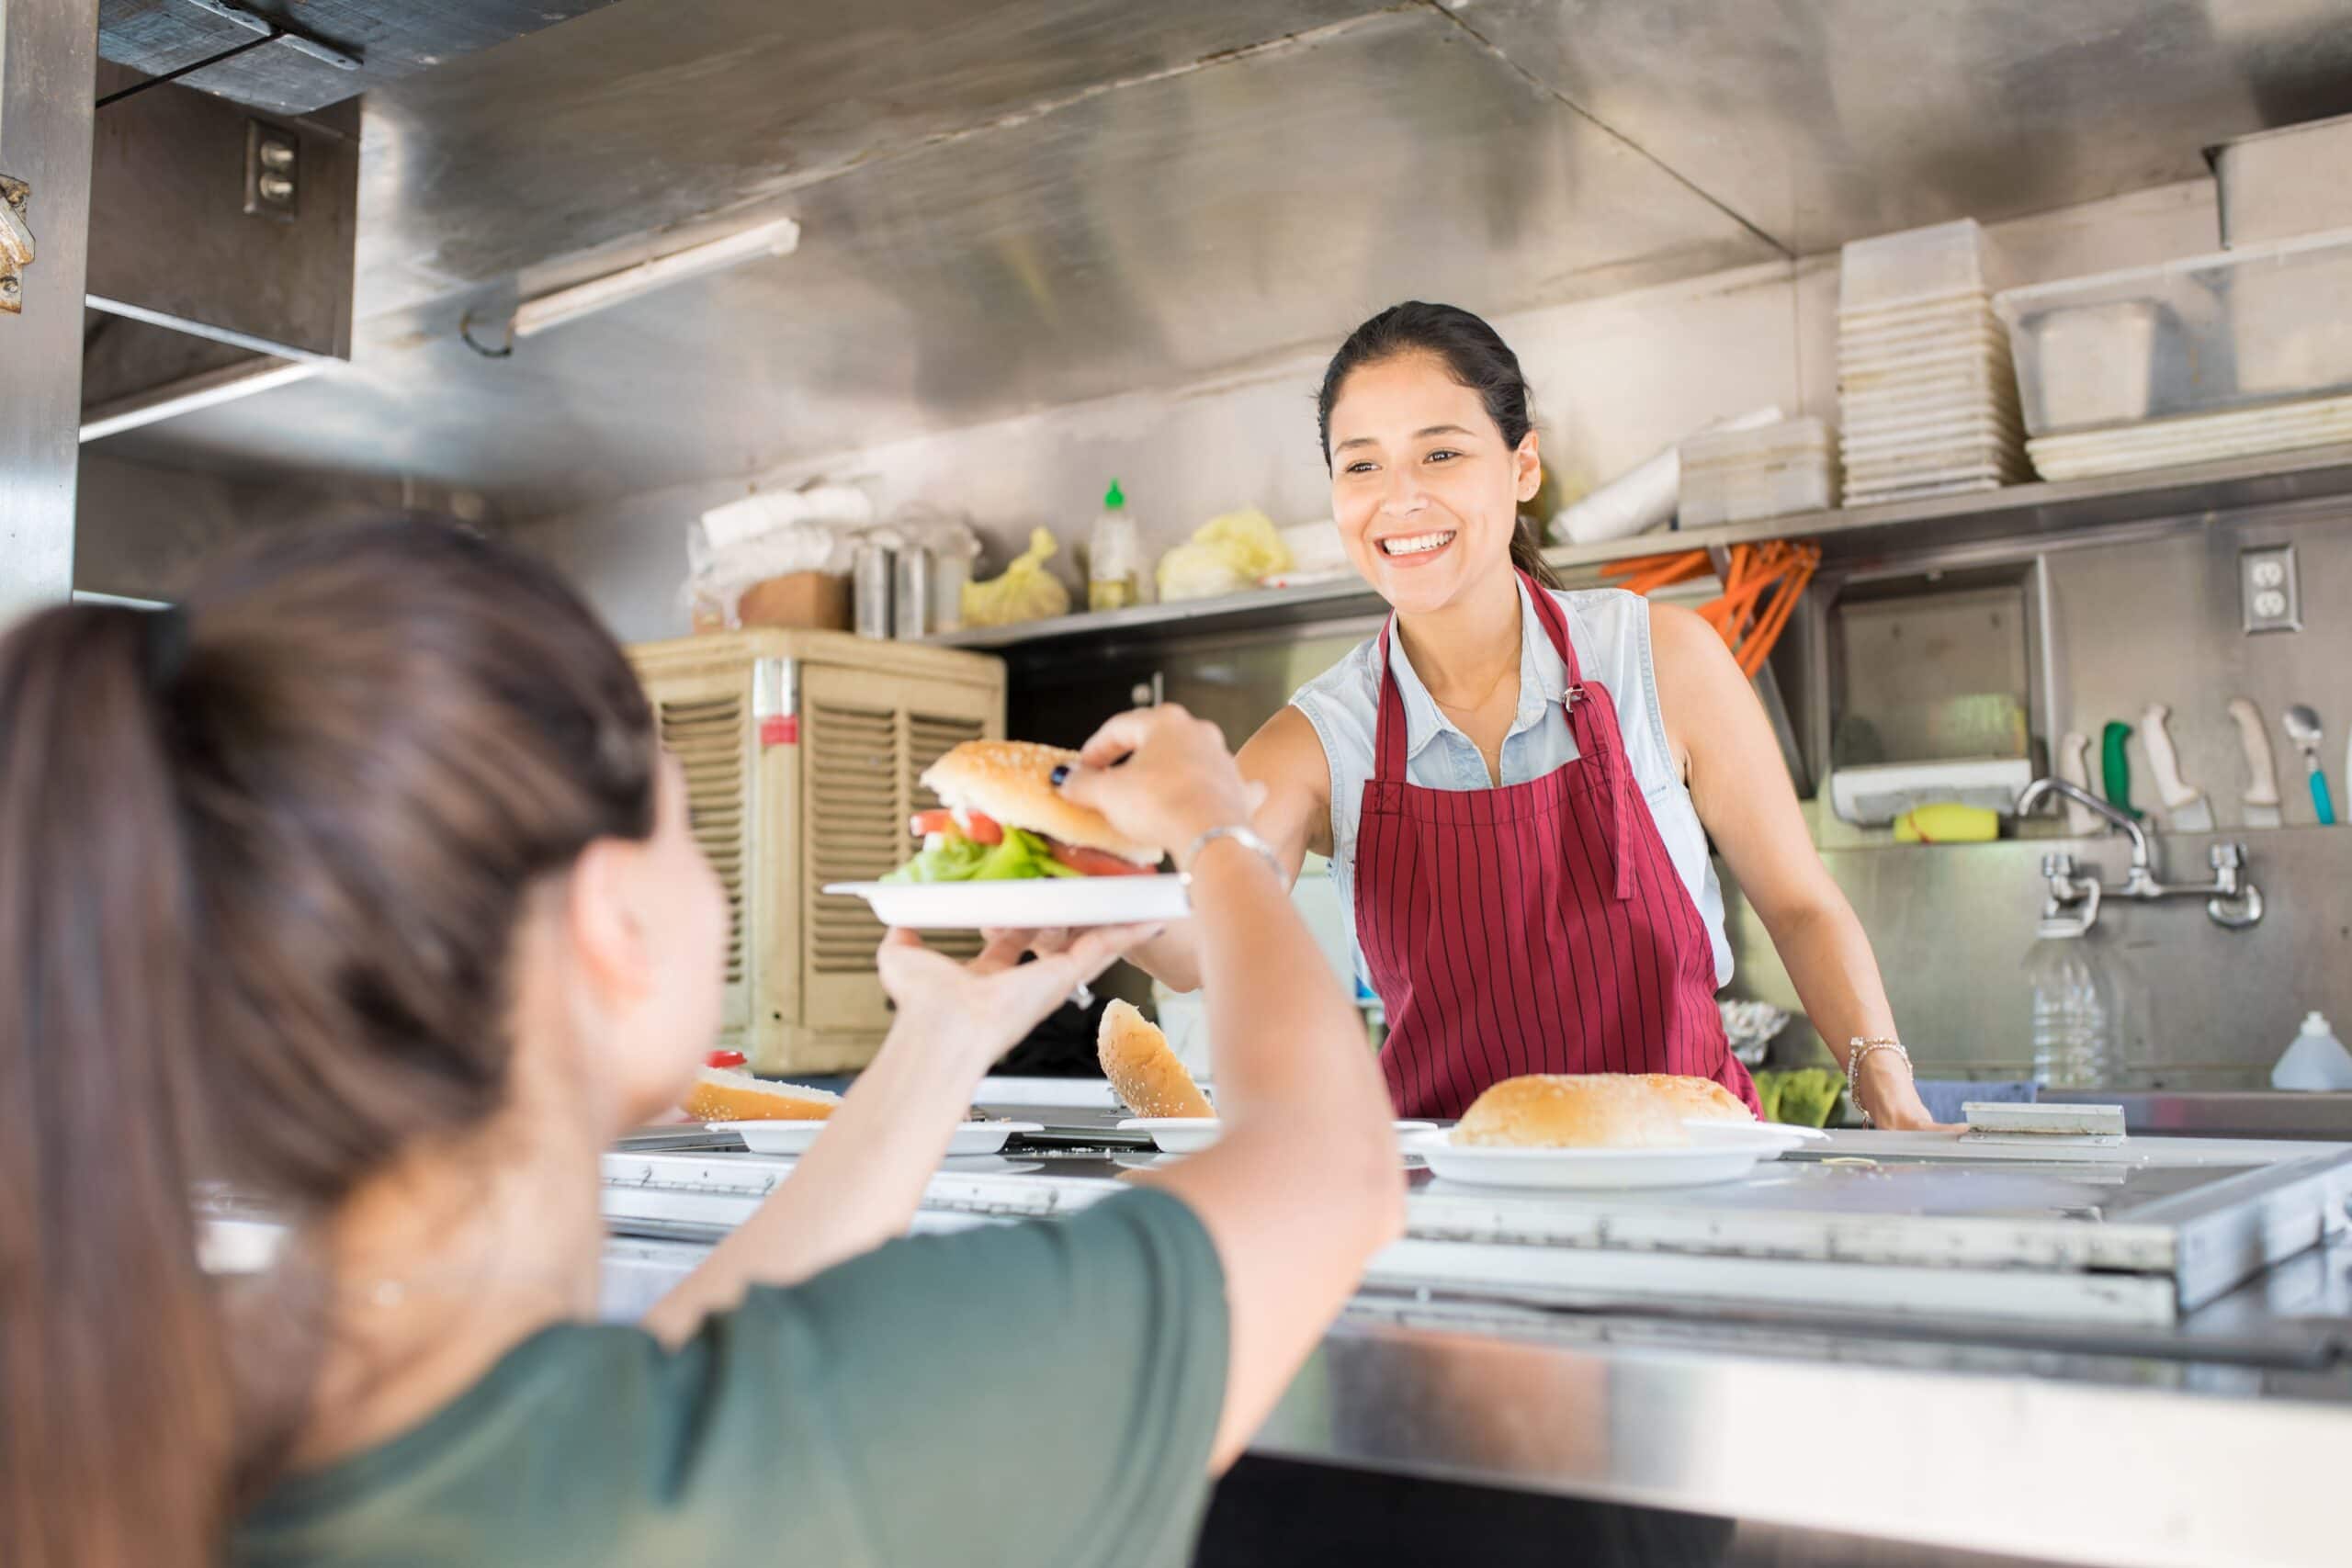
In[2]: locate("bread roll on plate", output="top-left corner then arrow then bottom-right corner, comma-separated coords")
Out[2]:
1098,999 -> 1214,1119
1452,1073 -> 1751,1149
681,1066 -> 842,1122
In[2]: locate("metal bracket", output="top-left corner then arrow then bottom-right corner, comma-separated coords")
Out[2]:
0,176 -> 33,315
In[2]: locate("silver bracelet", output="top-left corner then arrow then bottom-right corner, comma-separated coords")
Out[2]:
1846,1037 -> 1910,1127
1182,823 -> 1285,883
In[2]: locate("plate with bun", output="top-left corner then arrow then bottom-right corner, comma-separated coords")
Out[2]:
1408,1073 -> 1796,1190
1099,1002 -> 1434,1154
826,740 -> 1190,929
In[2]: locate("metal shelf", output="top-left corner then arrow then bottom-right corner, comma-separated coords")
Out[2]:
928,441 -> 2352,655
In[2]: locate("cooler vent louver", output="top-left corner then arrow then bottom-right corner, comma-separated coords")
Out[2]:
655,691 -> 749,988
627,630 -> 1002,1077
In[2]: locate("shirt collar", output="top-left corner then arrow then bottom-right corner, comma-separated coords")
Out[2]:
1382,579 -> 1571,762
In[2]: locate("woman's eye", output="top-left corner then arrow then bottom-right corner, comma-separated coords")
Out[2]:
1425,449 -> 1461,464
1344,460 -> 1378,475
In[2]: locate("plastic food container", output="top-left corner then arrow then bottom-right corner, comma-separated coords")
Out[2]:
2211,115 -> 2352,249
1679,419 -> 1837,526
1839,220 -> 2007,314
1994,228 -> 2352,436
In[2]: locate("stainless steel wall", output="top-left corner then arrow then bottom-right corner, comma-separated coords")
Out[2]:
0,0 -> 99,624
1018,502 -> 2352,1087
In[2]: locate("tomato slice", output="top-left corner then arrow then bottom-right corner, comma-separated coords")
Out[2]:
959,811 -> 1004,845
909,809 -> 956,838
706,1049 -> 747,1068
1046,838 -> 1158,876
908,808 -> 1003,844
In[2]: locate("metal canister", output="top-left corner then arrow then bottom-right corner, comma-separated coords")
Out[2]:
852,541 -> 895,639
893,546 -> 933,640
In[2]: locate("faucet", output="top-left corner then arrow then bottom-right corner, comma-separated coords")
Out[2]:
2014,776 -> 2263,931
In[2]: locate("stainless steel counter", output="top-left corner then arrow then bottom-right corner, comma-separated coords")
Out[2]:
2040,1089 -> 2352,1142
600,1131 -> 2352,1566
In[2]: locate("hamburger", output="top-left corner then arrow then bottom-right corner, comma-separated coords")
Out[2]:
1452,1074 -> 1754,1149
885,740 -> 1163,884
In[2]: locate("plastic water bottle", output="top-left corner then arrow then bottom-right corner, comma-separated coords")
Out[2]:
2024,919 -> 2116,1089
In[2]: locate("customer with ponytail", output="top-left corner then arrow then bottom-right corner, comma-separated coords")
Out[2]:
0,521 -> 1400,1566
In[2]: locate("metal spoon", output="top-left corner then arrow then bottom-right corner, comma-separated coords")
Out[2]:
2282,704 -> 2337,826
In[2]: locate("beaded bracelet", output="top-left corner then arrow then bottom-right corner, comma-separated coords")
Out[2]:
1845,1037 -> 1910,1128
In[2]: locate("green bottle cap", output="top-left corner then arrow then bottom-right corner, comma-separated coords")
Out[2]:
1104,479 -> 1125,510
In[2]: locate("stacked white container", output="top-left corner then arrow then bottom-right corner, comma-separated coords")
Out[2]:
1836,220 -> 2030,504
1679,417 -> 1838,527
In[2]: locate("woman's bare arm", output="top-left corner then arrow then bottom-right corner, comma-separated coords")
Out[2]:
1649,603 -> 1939,1130
1084,705 -> 1331,995
1058,707 -> 1402,1470
639,927 -> 1147,1345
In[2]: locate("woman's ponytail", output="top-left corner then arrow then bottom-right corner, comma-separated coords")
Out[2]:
0,604 -> 234,1568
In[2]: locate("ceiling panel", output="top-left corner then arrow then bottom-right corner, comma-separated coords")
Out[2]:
347,0 -> 1392,323
105,5 -> 1776,513
1451,0 -> 2352,255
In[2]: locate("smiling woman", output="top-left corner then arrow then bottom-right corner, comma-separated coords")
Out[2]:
1106,300 -> 1942,1133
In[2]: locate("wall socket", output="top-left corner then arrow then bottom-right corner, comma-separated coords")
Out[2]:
244,121 -> 299,221
2240,544 -> 2301,634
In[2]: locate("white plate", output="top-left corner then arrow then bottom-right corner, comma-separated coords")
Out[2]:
716,1119 -> 1043,1156
1120,1118 -> 1438,1155
1682,1119 -> 1830,1149
823,874 -> 1191,930
1404,1128 -> 1777,1190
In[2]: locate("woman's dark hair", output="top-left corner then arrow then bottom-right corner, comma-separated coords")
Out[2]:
1316,300 -> 1562,590
0,521 -> 657,1568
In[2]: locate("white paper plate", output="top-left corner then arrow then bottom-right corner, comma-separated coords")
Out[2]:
1120,1118 -> 1438,1155
823,874 -> 1190,930
1404,1128 -> 1776,1190
717,1119 -> 1042,1156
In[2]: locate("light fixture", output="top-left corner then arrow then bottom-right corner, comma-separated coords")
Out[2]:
460,216 -> 801,357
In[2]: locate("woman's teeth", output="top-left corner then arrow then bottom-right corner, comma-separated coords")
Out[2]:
1380,531 -> 1455,558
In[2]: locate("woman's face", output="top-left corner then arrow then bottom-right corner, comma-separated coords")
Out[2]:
1328,353 -> 1541,617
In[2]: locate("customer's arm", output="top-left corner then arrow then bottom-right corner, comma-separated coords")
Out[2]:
1061,708 -> 1405,1470
642,924 -> 1147,1346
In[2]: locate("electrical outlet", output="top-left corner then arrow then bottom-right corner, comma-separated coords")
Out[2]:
2241,544 -> 2301,634
243,121 -> 299,221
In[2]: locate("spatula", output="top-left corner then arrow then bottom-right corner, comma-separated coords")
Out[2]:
2142,703 -> 2211,831
2226,698 -> 2282,829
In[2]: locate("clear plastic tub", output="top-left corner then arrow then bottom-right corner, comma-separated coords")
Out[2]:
1679,419 -> 1836,525
1994,228 -> 2352,435
1680,458 -> 1837,526
1840,220 -> 2007,314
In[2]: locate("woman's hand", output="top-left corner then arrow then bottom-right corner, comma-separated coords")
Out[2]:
876,924 -> 1158,1073
1851,1051 -> 1955,1133
1057,705 -> 1256,863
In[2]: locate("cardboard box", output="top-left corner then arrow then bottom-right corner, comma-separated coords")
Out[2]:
730,572 -> 852,632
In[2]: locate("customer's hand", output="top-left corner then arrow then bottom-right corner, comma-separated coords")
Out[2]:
875,925 -> 1158,1070
1057,705 -> 1255,863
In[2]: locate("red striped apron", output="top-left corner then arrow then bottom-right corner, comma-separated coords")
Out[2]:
1353,574 -> 1760,1121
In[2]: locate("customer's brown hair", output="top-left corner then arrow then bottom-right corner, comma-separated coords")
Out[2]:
0,521 -> 657,1566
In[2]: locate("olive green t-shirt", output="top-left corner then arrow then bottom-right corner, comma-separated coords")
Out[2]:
238,1189 -> 1229,1568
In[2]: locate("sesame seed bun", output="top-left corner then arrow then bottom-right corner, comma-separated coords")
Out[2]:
680,1066 -> 842,1122
1452,1074 -> 1753,1149
921,740 -> 1159,868
1097,999 -> 1214,1119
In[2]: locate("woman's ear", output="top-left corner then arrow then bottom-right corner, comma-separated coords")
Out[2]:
563,837 -> 655,1010
1514,430 -> 1543,503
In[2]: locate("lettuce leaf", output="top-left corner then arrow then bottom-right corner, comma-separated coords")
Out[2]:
881,826 -> 1085,884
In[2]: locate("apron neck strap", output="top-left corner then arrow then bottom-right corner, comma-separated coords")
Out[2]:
1371,571 -> 1587,780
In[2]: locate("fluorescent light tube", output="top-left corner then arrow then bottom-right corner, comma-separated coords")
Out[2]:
511,217 -> 801,339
